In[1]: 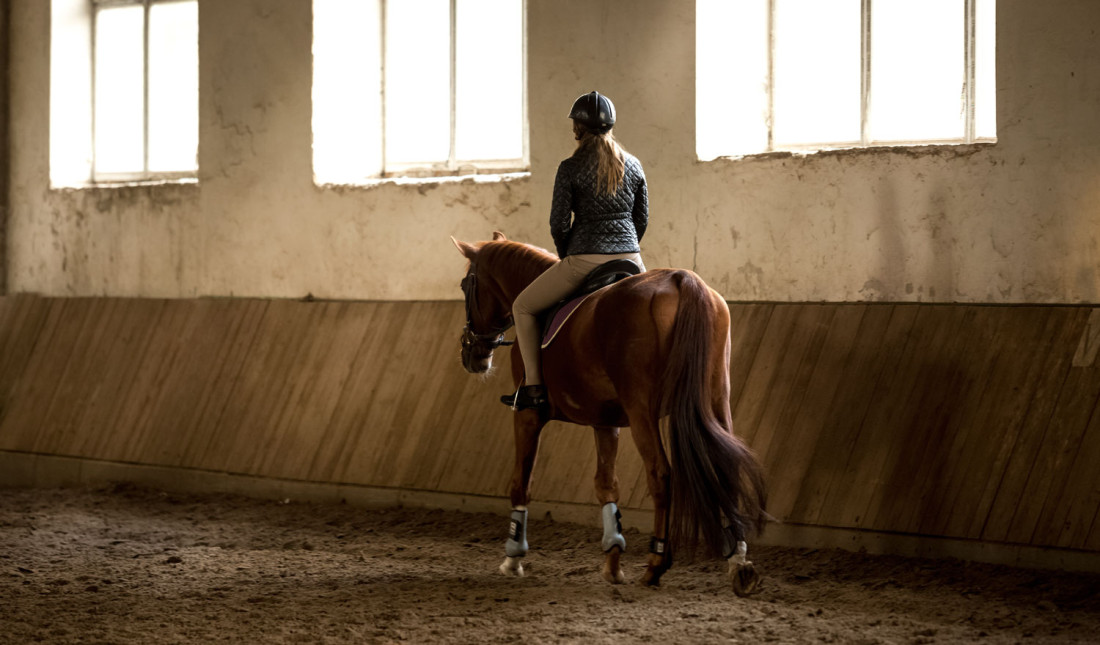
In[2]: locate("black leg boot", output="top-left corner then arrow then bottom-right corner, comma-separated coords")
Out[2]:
501,385 -> 549,411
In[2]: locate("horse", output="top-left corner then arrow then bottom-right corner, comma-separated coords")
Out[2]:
452,232 -> 767,594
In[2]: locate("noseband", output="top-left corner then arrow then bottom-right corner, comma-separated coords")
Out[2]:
460,264 -> 513,352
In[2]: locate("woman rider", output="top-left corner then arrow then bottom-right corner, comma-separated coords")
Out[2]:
503,91 -> 649,411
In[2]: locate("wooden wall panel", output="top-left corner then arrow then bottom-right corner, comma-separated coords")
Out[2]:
1,296 -> 1099,554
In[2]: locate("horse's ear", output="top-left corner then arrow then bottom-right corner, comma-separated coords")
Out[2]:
451,236 -> 478,260
492,231 -> 507,241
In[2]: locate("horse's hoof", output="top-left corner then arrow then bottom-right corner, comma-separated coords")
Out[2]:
730,561 -> 760,597
499,556 -> 525,577
602,546 -> 625,584
602,565 -> 625,584
640,567 -> 663,587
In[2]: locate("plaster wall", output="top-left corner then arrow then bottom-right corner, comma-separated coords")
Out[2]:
6,0 -> 1100,302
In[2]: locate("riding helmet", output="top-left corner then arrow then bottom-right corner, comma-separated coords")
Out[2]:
569,91 -> 616,133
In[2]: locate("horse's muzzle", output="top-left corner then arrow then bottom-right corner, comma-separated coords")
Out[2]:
460,327 -> 502,374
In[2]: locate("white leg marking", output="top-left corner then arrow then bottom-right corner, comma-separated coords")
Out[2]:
499,556 -> 525,577
727,540 -> 751,571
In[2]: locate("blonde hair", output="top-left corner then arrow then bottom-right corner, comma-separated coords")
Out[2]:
573,122 -> 626,195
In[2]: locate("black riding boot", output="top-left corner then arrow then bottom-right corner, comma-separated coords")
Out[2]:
501,385 -> 549,411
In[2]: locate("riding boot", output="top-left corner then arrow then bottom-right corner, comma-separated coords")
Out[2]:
501,385 -> 549,411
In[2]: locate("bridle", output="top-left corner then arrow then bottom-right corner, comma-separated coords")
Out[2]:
460,262 -> 514,353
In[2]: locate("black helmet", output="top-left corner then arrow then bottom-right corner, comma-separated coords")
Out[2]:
569,91 -> 616,133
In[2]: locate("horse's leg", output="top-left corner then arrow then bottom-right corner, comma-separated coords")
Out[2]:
627,413 -> 673,587
593,426 -> 626,584
712,327 -> 762,596
500,409 -> 545,577
724,524 -> 760,596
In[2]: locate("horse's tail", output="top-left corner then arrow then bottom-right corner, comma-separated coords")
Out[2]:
660,270 -> 767,558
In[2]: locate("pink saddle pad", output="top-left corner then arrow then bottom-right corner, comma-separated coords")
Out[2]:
541,292 -> 596,349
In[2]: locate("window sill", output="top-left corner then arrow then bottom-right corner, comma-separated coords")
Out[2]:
51,177 -> 199,191
314,171 -> 530,190
700,141 -> 997,164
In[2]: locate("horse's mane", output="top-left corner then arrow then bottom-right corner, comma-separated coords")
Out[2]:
478,240 -> 557,295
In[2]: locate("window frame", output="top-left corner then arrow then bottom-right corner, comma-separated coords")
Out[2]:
312,0 -> 529,184
699,0 -> 994,159
90,0 -> 198,184
381,0 -> 528,178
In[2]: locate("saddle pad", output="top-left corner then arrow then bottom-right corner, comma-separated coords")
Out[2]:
541,292 -> 596,349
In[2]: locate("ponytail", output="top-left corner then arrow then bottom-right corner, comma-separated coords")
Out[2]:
574,124 -> 626,195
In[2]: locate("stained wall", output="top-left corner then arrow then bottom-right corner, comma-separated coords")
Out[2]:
6,0 -> 1100,303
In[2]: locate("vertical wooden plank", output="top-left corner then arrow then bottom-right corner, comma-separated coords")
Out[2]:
184,299 -> 272,470
788,304 -> 904,525
753,304 -> 848,520
1085,495 -> 1100,552
731,304 -> 806,450
0,299 -> 92,453
0,296 -> 50,420
860,306 -> 984,534
112,300 -> 201,464
415,302 -> 515,495
825,304 -> 951,530
767,305 -> 866,520
1051,397 -> 1100,549
71,298 -> 167,460
752,304 -> 838,465
389,302 -> 505,491
225,300 -> 331,477
1004,309 -> 1100,546
884,305 -> 1005,536
726,303 -> 775,425
302,301 -> 381,482
404,303 -> 511,495
41,298 -> 125,457
813,304 -> 921,528
329,302 -> 418,487
928,306 -> 1057,538
317,302 -> 400,487
980,308 -> 1086,543
252,301 -> 361,480
1029,367 -> 1100,547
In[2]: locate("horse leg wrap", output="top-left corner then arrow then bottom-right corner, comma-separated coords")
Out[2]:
722,522 -> 746,560
600,503 -> 627,553
505,509 -> 528,558
649,537 -> 668,557
727,540 -> 749,566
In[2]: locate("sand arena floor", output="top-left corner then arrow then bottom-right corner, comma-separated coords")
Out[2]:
2,484 -> 1099,644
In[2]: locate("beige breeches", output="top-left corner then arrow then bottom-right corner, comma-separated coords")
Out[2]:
512,252 -> 645,386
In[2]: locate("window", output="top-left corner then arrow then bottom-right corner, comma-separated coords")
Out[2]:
312,0 -> 527,184
51,0 -> 198,186
93,0 -> 199,181
696,0 -> 996,160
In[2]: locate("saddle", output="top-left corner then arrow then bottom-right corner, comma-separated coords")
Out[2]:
539,259 -> 642,348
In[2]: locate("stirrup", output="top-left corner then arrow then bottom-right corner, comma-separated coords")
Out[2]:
500,385 -> 548,411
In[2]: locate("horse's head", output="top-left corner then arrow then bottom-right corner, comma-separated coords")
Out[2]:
452,232 -> 514,374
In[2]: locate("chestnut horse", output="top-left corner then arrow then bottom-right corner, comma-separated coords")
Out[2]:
452,232 -> 767,593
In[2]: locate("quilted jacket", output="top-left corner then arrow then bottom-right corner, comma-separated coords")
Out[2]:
549,145 -> 648,258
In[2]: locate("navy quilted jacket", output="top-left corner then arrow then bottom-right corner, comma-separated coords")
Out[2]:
549,145 -> 648,258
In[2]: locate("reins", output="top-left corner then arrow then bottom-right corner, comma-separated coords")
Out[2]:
460,262 -> 514,351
